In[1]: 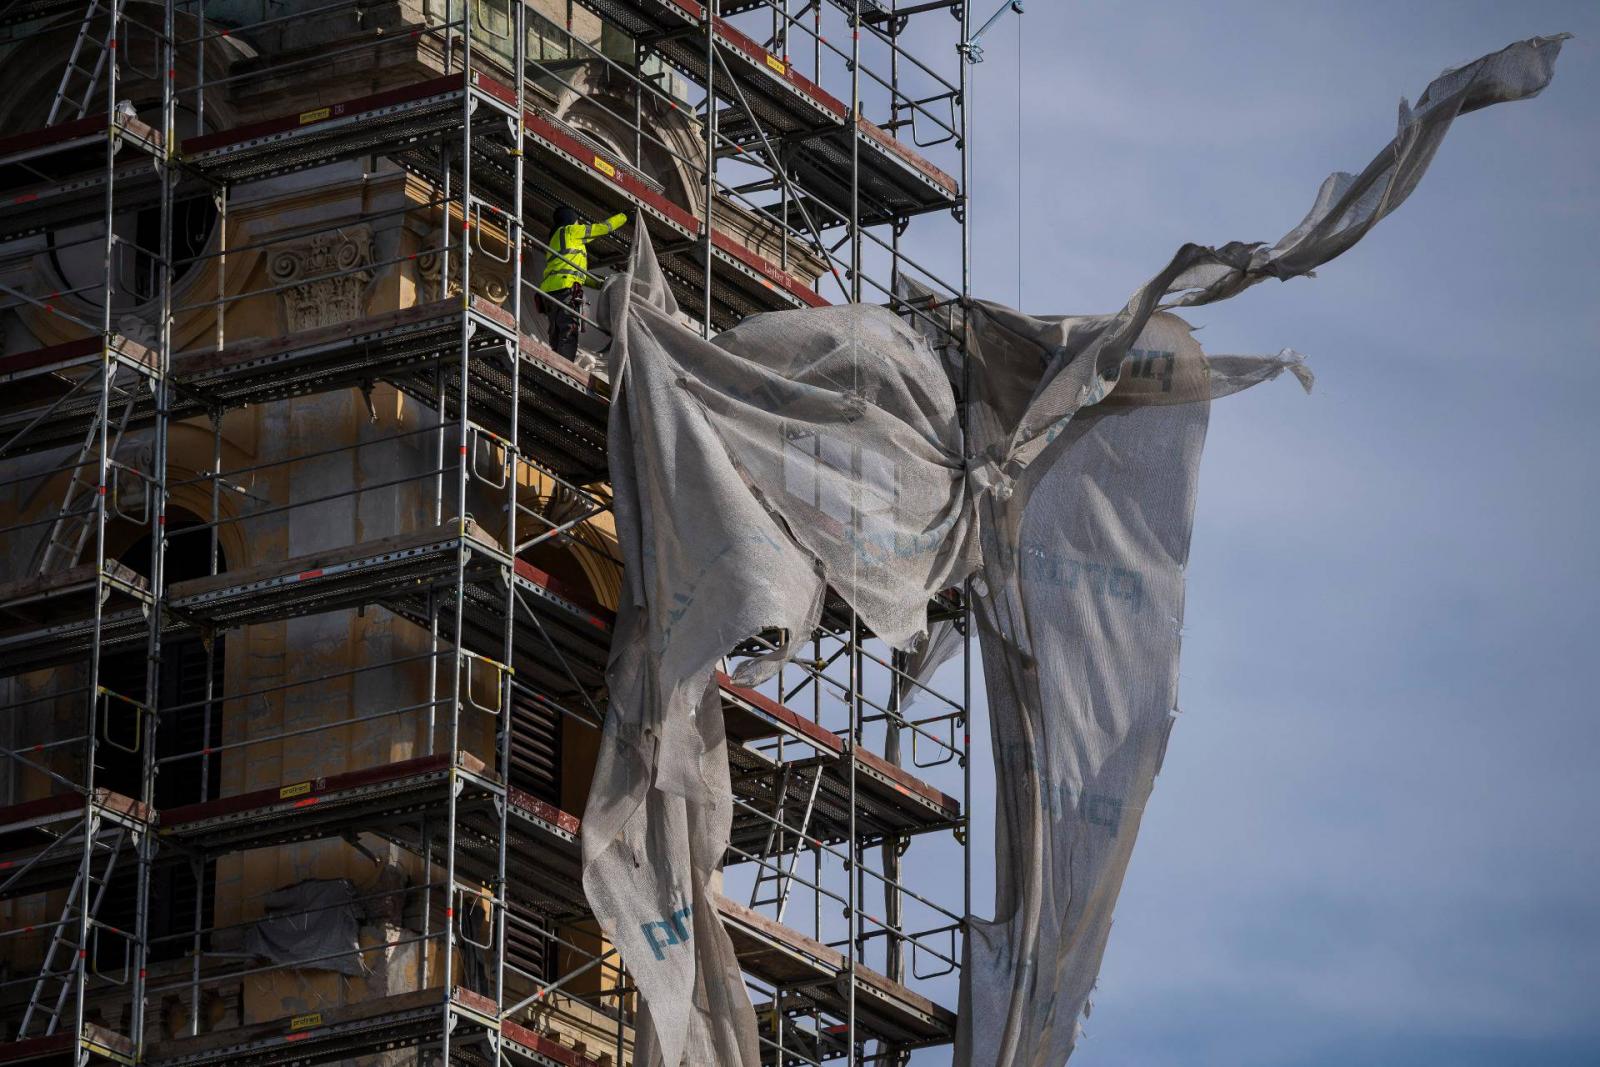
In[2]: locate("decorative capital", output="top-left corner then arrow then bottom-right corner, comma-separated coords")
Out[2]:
415,239 -> 509,307
268,226 -> 375,331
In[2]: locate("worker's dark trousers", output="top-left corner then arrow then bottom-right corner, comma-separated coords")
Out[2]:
545,284 -> 584,360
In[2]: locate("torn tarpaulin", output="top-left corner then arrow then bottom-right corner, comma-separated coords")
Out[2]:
587,230 -> 1300,1067
584,229 -> 976,1066
242,878 -> 364,977
947,33 -> 1564,1067
953,310 -> 1308,1067
582,31 -> 1564,1067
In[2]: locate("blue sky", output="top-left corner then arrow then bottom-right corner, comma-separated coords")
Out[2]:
907,4 -> 1599,1064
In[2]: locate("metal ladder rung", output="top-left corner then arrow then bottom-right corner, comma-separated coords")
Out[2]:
18,824 -> 129,1038
47,0 -> 127,127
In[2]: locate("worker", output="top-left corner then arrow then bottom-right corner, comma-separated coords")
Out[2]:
541,204 -> 629,361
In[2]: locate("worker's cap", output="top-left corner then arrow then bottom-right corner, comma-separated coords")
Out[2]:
552,204 -> 579,227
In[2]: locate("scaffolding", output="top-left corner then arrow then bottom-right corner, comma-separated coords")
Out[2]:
0,0 -> 974,1064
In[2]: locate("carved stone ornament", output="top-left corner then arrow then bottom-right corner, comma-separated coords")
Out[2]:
415,240 -> 510,307
268,226 -> 375,331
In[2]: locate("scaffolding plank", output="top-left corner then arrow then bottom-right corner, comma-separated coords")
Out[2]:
144,988 -> 490,1067
0,336 -> 162,459
175,298 -> 609,479
0,559 -> 147,621
144,989 -> 598,1067
0,561 -> 153,678
166,520 -> 503,631
0,1025 -> 136,1067
499,1016 -> 607,1067
0,789 -> 151,901
718,670 -> 845,754
181,72 -> 517,184
481,795 -> 956,1047
0,113 -> 170,243
576,0 -> 958,224
159,752 -> 483,853
717,894 -> 956,1046
0,300 -> 608,472
576,0 -> 845,135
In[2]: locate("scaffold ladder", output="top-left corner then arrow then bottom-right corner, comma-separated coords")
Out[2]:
38,371 -> 139,574
17,821 -> 128,1038
47,0 -> 126,127
748,763 -> 824,922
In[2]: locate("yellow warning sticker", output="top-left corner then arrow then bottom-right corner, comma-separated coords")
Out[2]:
765,54 -> 786,75
279,781 -> 312,799
592,155 -> 616,178
298,107 -> 330,125
290,1013 -> 323,1031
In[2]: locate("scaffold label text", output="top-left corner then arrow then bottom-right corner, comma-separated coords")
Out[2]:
280,781 -> 312,799
299,107 -> 331,125
592,156 -> 616,178
641,905 -> 693,960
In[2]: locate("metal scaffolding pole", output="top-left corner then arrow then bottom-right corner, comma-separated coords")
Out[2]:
0,0 -> 974,1061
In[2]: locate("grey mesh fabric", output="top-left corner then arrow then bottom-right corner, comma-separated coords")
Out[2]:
586,231 -> 976,1066
582,33 -> 1565,1067
947,36 -> 1564,1064
952,311 -> 1306,1067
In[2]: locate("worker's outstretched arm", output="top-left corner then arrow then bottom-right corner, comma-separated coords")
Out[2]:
584,212 -> 630,239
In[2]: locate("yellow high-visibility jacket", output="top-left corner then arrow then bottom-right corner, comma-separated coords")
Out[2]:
541,213 -> 629,293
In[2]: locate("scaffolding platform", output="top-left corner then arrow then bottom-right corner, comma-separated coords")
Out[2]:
0,523 -> 605,693
159,751 -> 477,854
0,0 -> 90,28
718,895 -> 956,1049
0,302 -> 608,477
0,111 -> 166,243
0,1025 -> 136,1067
0,789 -> 150,901
153,752 -> 951,1050
0,335 -> 160,460
144,988 -> 607,1067
720,671 -> 962,848
160,521 -> 610,698
166,520 -> 504,626
382,777 -> 588,920
182,73 -> 516,182
715,108 -> 960,229
572,0 -> 958,225
145,988 -> 501,1067
0,561 -> 153,678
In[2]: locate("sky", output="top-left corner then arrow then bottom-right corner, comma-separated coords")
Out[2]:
896,3 -> 1600,1065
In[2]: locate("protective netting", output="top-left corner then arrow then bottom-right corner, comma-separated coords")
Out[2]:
581,32 -> 1565,1067
945,35 -> 1564,1064
585,231 -> 977,1066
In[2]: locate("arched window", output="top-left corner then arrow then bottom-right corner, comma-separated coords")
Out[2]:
45,103 -> 216,317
